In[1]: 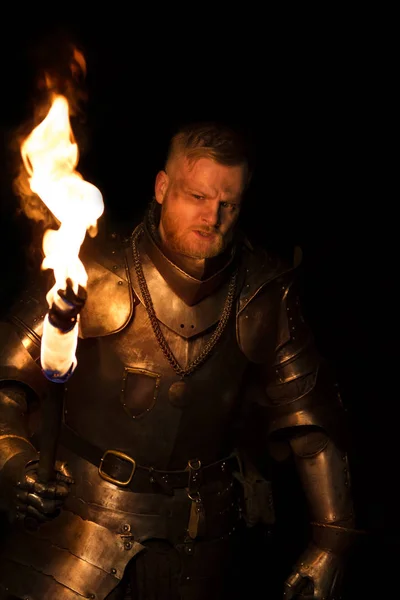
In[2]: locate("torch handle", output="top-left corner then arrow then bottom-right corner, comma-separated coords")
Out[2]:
38,381 -> 65,483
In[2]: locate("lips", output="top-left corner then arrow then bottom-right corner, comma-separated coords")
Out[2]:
193,230 -> 215,238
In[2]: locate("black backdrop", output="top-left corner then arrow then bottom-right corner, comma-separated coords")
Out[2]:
0,17 -> 395,598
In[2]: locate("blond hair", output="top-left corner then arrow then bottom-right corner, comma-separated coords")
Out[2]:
165,121 -> 253,189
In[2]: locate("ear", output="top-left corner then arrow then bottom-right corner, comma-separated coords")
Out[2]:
155,170 -> 169,205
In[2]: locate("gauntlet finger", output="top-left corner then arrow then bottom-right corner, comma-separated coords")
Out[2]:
24,504 -> 51,523
16,475 -> 36,493
26,492 -> 59,515
29,480 -> 70,499
31,481 -> 57,498
55,460 -> 74,481
15,490 -> 30,505
283,573 -> 303,599
56,471 -> 74,486
54,481 -> 71,499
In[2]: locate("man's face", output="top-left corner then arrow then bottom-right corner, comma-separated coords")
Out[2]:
154,156 -> 245,259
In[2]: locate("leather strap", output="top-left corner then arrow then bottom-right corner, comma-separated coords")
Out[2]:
60,424 -> 238,494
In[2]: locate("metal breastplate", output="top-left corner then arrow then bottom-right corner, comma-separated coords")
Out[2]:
62,232 -> 248,471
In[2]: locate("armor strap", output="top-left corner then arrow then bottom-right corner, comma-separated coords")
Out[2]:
59,423 -> 239,494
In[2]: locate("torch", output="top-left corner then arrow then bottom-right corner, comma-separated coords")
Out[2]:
20,92 -> 104,483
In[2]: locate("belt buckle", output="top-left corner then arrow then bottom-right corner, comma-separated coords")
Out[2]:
99,449 -> 136,486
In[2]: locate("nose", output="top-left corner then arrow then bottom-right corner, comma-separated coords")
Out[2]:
201,200 -> 220,228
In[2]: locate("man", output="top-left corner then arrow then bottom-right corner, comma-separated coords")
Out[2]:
0,121 -> 356,599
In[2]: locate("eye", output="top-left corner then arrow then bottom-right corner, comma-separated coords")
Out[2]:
220,202 -> 237,210
192,194 -> 204,200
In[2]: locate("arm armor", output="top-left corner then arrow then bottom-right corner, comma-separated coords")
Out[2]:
0,276 -> 49,397
0,387 -> 36,468
0,275 -> 50,492
0,229 -> 132,486
0,385 -> 37,512
237,260 -> 355,551
238,264 -> 343,440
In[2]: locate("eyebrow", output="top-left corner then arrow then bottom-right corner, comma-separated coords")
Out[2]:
186,185 -> 240,200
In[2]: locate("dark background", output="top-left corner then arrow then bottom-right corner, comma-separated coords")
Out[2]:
0,15 -> 395,598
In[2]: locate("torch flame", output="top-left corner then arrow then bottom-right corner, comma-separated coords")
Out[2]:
20,93 -> 104,378
21,94 -> 104,307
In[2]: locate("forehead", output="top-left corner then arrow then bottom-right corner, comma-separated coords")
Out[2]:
175,156 -> 246,194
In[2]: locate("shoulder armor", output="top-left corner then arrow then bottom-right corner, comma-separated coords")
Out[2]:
2,227 -> 133,367
1,271 -> 49,394
78,229 -> 133,338
0,320 -> 45,397
236,244 -> 294,363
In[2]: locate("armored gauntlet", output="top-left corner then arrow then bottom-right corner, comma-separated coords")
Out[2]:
0,387 -> 73,526
283,429 -> 356,600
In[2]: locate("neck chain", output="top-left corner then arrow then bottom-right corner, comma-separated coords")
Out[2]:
131,224 -> 238,378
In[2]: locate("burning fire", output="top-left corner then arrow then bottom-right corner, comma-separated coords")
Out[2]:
20,93 -> 104,377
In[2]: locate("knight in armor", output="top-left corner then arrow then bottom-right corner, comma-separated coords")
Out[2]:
0,121 -> 356,599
